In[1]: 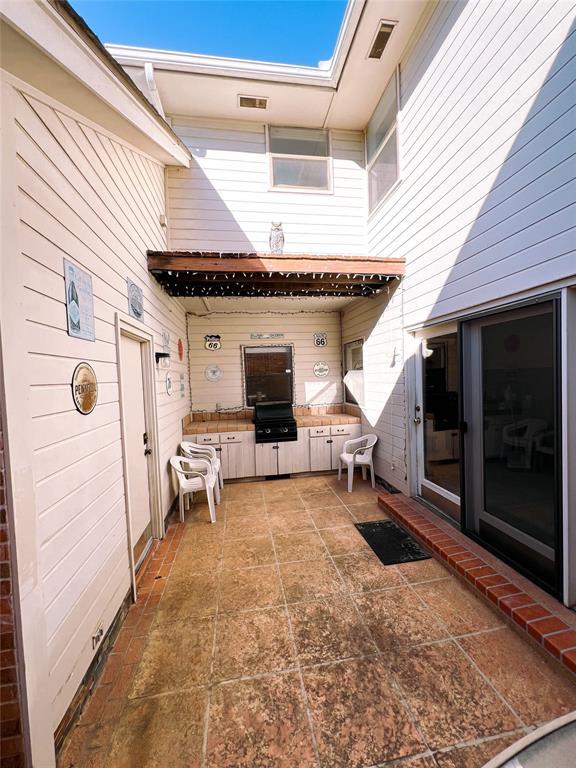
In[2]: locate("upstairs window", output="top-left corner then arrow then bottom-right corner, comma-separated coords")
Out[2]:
367,70 -> 400,212
343,339 -> 364,405
268,126 -> 331,191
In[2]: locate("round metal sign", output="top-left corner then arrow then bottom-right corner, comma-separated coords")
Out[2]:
313,361 -> 330,378
166,372 -> 173,396
71,362 -> 98,414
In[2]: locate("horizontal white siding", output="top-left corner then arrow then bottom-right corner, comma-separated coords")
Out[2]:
368,0 -> 576,325
167,117 -> 367,254
13,85 -> 190,726
187,310 -> 342,410
341,286 -> 408,493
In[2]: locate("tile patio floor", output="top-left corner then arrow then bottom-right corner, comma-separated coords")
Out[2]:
59,475 -> 576,768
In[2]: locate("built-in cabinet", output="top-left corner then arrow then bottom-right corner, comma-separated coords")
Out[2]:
187,423 -> 360,479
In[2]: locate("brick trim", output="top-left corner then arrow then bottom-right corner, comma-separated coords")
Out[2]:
378,492 -> 576,676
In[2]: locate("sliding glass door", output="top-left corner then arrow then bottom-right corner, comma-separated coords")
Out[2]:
462,301 -> 561,595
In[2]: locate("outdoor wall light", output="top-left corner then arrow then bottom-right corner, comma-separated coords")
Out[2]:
155,352 -> 170,365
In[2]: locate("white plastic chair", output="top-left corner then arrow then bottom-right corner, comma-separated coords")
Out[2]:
338,434 -> 378,493
181,440 -> 224,492
501,418 -> 547,469
170,455 -> 219,523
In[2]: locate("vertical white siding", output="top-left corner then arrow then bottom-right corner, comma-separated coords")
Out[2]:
13,85 -> 190,726
341,285 -> 408,492
187,310 -> 342,410
166,118 -> 367,254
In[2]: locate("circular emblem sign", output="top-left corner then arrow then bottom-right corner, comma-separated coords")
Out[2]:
205,364 -> 223,382
71,362 -> 98,414
313,361 -> 330,378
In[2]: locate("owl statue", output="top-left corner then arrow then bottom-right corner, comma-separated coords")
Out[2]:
269,222 -> 285,254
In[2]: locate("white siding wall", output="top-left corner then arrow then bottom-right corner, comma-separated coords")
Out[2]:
167,118 -> 367,254
341,286 -> 408,492
187,310 -> 342,410
12,83 -> 189,726
359,0 -> 576,490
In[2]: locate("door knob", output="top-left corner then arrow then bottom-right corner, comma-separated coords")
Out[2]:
414,416 -> 422,425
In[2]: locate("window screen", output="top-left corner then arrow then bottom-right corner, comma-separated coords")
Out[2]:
269,127 -> 329,157
243,346 -> 294,405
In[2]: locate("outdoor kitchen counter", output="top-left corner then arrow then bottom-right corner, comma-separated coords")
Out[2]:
183,413 -> 361,434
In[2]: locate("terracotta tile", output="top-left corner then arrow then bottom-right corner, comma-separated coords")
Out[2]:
354,587 -> 448,654
130,617 -> 213,697
301,490 -> 344,510
485,583 -> 522,604
108,689 -> 207,768
224,499 -> 267,518
346,501 -> 388,523
460,627 -> 576,725
334,486 -> 378,504
280,558 -> 345,603
333,551 -> 405,593
224,516 -> 270,540
292,476 -> 331,493
213,607 -> 295,681
434,733 -> 522,768
273,530 -> 327,563
155,573 -> 218,623
288,597 -> 376,665
544,629 -> 576,658
262,487 -> 301,505
222,535 -> 275,569
320,526 -> 370,556
396,558 -> 450,584
394,641 -> 520,749
207,672 -> 316,768
170,547 -> 221,576
308,506 -> 355,529
226,484 -> 264,501
267,511 -> 315,534
511,603 -> 551,629
528,616 -> 569,641
415,579 -> 502,635
264,496 -> 306,514
395,758 -> 438,768
219,565 -> 284,613
304,657 -> 424,768
498,593 -> 535,616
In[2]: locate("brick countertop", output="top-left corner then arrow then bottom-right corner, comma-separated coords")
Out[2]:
183,413 -> 361,435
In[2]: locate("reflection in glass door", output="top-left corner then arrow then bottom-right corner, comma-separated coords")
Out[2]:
462,302 -> 561,595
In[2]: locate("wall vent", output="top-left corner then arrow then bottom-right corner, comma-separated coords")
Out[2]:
238,95 -> 268,109
368,23 -> 395,59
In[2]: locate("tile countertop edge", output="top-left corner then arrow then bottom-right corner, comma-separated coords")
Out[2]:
183,413 -> 362,435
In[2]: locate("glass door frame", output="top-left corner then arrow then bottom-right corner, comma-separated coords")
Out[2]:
414,322 -> 461,518
460,298 -> 563,598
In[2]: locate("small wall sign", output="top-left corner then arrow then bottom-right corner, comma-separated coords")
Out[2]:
71,362 -> 98,414
313,332 -> 328,347
250,332 -> 284,340
205,334 -> 221,350
64,259 -> 95,341
178,338 -> 184,361
205,364 -> 223,382
127,279 -> 144,321
313,361 -> 330,378
165,372 -> 173,396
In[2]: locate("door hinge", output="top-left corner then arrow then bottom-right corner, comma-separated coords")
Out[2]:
143,432 -> 149,444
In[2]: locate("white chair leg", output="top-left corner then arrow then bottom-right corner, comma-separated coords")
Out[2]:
179,489 -> 185,522
214,480 -> 221,505
338,459 -> 342,481
347,462 -> 354,493
361,465 -> 367,481
370,461 -> 375,488
207,485 -> 216,524
219,468 -> 224,490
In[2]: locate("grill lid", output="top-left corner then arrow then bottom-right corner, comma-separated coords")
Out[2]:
253,401 -> 294,423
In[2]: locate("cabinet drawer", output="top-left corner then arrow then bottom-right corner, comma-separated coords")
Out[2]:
220,432 -> 246,444
195,433 -> 220,445
309,426 -> 330,437
330,425 -> 352,436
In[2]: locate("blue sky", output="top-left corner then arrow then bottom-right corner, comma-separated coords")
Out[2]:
71,0 -> 348,66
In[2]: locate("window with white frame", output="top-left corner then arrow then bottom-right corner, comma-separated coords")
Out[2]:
268,126 -> 331,191
367,69 -> 399,212
343,338 -> 364,405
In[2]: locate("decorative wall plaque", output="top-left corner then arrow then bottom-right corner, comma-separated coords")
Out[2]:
165,372 -> 173,395
204,334 -> 221,350
313,361 -> 330,378
64,259 -> 95,341
127,278 -> 144,320
205,364 -> 223,382
71,362 -> 98,414
313,332 -> 328,347
178,338 -> 184,361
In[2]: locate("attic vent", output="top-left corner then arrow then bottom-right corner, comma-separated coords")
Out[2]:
368,23 -> 395,59
239,95 -> 268,109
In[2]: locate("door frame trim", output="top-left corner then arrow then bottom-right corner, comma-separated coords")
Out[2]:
115,314 -> 162,601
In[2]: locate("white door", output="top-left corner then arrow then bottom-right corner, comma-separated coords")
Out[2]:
120,333 -> 153,568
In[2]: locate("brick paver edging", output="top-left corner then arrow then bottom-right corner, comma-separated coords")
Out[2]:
378,493 -> 576,675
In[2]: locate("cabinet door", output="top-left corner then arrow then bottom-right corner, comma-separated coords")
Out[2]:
309,436 -> 331,472
330,434 -> 349,470
329,425 -> 363,469
255,443 -> 278,476
278,429 -> 310,474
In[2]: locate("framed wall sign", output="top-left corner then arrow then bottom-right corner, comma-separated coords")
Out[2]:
313,332 -> 328,347
313,361 -> 330,378
64,259 -> 95,341
71,362 -> 98,414
204,334 -> 221,350
127,278 -> 144,321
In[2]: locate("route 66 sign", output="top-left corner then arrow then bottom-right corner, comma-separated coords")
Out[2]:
204,334 -> 221,351
313,332 -> 327,347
